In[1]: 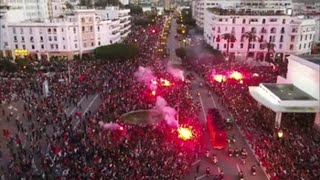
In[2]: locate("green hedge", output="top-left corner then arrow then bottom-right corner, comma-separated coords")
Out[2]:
95,43 -> 139,60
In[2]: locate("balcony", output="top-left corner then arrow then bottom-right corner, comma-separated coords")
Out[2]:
208,7 -> 286,16
261,29 -> 267,33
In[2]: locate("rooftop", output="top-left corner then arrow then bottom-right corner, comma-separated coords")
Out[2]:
262,83 -> 317,101
298,55 -> 320,65
208,7 -> 287,16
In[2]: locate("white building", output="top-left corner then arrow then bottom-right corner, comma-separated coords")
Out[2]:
249,55 -> 320,129
192,0 -> 293,28
96,6 -> 131,40
0,7 -> 123,60
164,0 -> 171,10
0,0 -> 66,19
203,7 -> 316,61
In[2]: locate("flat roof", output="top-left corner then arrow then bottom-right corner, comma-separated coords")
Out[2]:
299,55 -> 320,65
262,83 -> 317,101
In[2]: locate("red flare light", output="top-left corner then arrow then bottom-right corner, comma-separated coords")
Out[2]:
152,80 -> 158,85
178,127 -> 193,140
213,74 -> 226,83
119,126 -> 124,131
160,78 -> 172,87
230,71 -> 243,80
151,90 -> 156,96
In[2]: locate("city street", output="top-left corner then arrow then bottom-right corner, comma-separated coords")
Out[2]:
166,16 -> 268,180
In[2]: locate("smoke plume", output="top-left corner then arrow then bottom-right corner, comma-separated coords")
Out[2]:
98,121 -> 122,130
134,66 -> 157,90
154,96 -> 178,127
167,65 -> 184,81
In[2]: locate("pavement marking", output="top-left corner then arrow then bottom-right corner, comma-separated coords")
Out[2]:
198,92 -> 207,122
73,94 -> 99,130
210,94 -> 217,108
196,174 -> 207,180
192,160 -> 201,166
236,163 -> 241,172
67,96 -> 86,116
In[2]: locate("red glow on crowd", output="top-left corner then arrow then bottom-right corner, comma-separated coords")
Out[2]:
152,80 -> 158,85
177,127 -> 193,140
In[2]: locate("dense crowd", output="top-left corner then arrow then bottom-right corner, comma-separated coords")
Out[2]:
186,56 -> 320,179
0,17 -> 203,179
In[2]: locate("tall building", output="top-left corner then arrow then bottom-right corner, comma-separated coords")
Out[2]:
192,0 -> 293,28
0,6 -> 131,60
203,6 -> 316,61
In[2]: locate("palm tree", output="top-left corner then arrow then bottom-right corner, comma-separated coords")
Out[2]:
262,40 -> 276,63
221,33 -> 236,58
241,31 -> 258,59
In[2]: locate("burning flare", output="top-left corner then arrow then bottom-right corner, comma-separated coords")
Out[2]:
178,127 -> 193,140
160,78 -> 172,87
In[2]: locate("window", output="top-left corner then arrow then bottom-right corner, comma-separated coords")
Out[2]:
82,26 -> 85,32
270,27 -> 276,33
20,28 -> 23,34
49,37 -> 52,41
14,36 -> 17,41
54,36 -> 57,41
299,44 -> 301,49
305,35 -> 307,40
240,43 -> 244,48
216,44 -> 219,50
262,19 -> 266,24
61,28 -> 64,32
224,44 -> 227,48
63,45 -> 66,49
260,35 -> 264,42
48,28 -> 51,33
232,18 -> 236,24
300,35 -> 303,41
53,28 -> 57,33
91,42 -> 94,46
230,44 -> 234,48
90,26 -> 93,31
251,44 -> 255,49
282,19 -> 286,24
281,27 -> 285,33
62,37 -> 65,40
231,27 -> 235,33
304,43 -> 306,49
31,45 -> 35,49
309,34 -> 313,40
73,27 -> 76,33
55,44 -> 58,49
40,36 -> 43,42
29,28 -> 32,34
50,44 -> 54,49
98,41 -> 101,46
81,18 -> 85,22
290,44 -> 294,50
291,36 -> 295,42
280,35 -> 283,42
217,27 -> 220,33
241,27 -> 245,33
13,27 -> 16,34
75,44 -> 77,48
30,36 -> 34,42
21,36 -> 25,42
41,44 -> 44,49
22,44 -> 25,49
98,26 -> 100,31
15,44 -> 18,49
242,19 -> 246,24
279,44 -> 282,49
309,42 -> 311,48
225,27 -> 228,31
251,27 -> 256,33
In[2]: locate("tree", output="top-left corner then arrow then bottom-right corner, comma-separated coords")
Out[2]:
95,0 -> 120,7
241,31 -> 258,59
65,2 -> 74,9
79,0 -> 93,8
262,40 -> 276,63
221,33 -> 236,57
95,43 -> 139,61
175,48 -> 186,59
0,60 -> 17,72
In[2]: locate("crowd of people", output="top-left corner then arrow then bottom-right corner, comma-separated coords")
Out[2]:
186,52 -> 320,179
0,16 -> 204,179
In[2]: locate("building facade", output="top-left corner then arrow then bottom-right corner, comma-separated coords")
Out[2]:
203,7 -> 316,61
192,0 -> 293,28
0,8 -> 125,60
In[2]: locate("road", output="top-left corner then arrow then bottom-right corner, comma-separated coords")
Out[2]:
167,17 -> 182,65
166,17 -> 268,180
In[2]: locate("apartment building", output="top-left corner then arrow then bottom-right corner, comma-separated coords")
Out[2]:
203,7 -> 316,61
